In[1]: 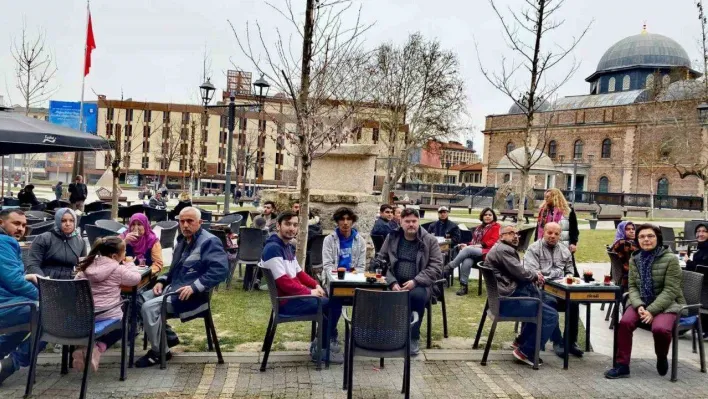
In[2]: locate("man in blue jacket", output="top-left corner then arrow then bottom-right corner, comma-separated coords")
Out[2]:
135,207 -> 229,368
0,209 -> 43,385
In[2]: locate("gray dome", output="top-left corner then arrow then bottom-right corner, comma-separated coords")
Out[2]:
596,33 -> 691,72
655,80 -> 705,102
508,99 -> 551,114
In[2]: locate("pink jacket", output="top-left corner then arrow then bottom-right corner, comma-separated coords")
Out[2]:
75,256 -> 141,321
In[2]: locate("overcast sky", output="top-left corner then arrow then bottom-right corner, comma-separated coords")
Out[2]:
0,0 -> 704,155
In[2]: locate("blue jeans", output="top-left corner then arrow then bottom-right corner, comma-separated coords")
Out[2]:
409,286 -> 429,340
0,303 -> 46,372
542,293 -> 579,345
498,284 -> 558,359
280,297 -> 342,348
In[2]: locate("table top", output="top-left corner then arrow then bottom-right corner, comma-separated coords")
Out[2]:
120,266 -> 153,292
327,271 -> 388,287
545,278 -> 621,293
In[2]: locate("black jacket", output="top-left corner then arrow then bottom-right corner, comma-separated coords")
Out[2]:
687,241 -> 708,272
18,190 -> 39,206
426,219 -> 462,245
68,183 -> 88,202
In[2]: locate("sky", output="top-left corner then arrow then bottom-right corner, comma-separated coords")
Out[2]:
0,0 -> 704,156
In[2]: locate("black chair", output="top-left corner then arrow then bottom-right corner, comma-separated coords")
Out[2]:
606,251 -> 627,328
158,290 -> 223,369
371,235 -> 386,255
3,197 -> 20,206
342,289 -> 417,399
85,224 -> 119,247
459,229 -> 473,244
118,204 -> 145,224
473,263 -> 542,370
209,229 -> 228,249
45,199 -> 71,211
229,220 -> 241,236
78,210 -> 112,234
260,267 -> 325,371
26,217 -> 45,226
144,206 -> 168,223
83,201 -> 106,213
696,265 -> 708,339
421,221 -> 433,232
0,301 -> 37,397
216,213 -> 243,225
25,210 -> 52,221
29,202 -> 47,211
26,221 -> 54,236
660,226 -> 678,253
230,228 -> 265,289
96,219 -> 126,233
156,221 -> 179,250
197,207 -> 213,222
26,278 -> 128,399
516,227 -> 535,252
682,220 -> 708,242
306,234 -> 326,277
425,279 -> 449,349
235,210 -> 250,228
669,270 -> 707,381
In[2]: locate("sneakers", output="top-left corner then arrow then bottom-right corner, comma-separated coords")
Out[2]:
135,349 -> 172,368
0,357 -> 15,386
311,350 -> 344,364
309,338 -> 341,355
569,343 -> 584,358
72,348 -> 86,371
657,356 -> 669,376
604,364 -> 630,379
553,342 -> 584,358
456,284 -> 468,296
512,348 -> 542,367
510,339 -> 520,350
410,339 -> 420,356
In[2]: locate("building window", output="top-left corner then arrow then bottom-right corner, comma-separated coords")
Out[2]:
181,113 -> 190,124
662,74 -> 671,87
601,138 -> 612,158
259,119 -> 266,131
160,158 -> 169,170
645,74 -> 654,89
180,127 -> 188,141
608,77 -> 616,92
144,110 -> 151,122
622,75 -> 630,91
180,143 -> 188,156
506,142 -> 515,154
355,126 -> 362,141
162,126 -> 169,140
179,159 -> 187,171
220,115 -> 226,128
142,139 -> 150,153
657,177 -> 669,196
142,156 -> 149,169
372,128 -> 379,143
238,133 -> 246,146
239,117 -> 247,130
125,109 -> 133,122
598,176 -> 609,193
106,123 -> 113,138
163,111 -> 170,123
573,139 -> 583,159
547,140 -> 557,159
275,152 -> 283,165
107,108 -> 114,120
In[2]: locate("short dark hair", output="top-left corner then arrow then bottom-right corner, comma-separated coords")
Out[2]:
479,207 -> 498,223
379,204 -> 393,213
636,224 -> 663,247
264,201 -> 276,209
276,210 -> 298,224
696,223 -> 708,234
333,207 -> 358,223
0,209 -> 25,220
400,208 -> 419,219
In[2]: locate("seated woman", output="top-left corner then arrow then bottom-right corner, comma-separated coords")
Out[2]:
26,208 -> 87,279
444,207 -> 501,296
685,223 -> 708,272
610,221 -> 638,289
120,213 -> 164,275
605,224 -> 685,379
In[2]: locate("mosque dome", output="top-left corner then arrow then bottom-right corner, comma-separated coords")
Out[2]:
595,32 -> 692,73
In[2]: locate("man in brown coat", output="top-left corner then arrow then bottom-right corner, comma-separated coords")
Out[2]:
378,208 -> 443,355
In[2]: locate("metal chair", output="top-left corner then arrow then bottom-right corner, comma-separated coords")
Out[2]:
230,228 -> 265,289
671,270 -> 707,381
78,210 -> 112,235
96,219 -> 126,233
85,224 -> 119,247
26,278 -> 128,399
118,204 -> 146,224
306,234 -> 326,277
425,279 -> 449,349
26,221 -> 54,236
0,301 -> 37,398
472,263 -> 543,370
259,267 -> 325,371
156,221 -> 179,250
342,289 -> 417,399
371,235 -> 386,255
144,206 -> 168,223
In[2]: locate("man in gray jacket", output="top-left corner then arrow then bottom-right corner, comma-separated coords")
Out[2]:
322,207 -> 367,276
523,222 -> 583,358
378,208 -> 442,355
485,224 -> 558,367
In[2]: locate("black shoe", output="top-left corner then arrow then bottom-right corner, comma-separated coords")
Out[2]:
553,342 -> 565,358
657,356 -> 669,376
135,349 -> 172,368
0,358 -> 15,385
456,284 -> 468,296
167,336 -> 180,348
605,364 -> 630,379
569,343 -> 584,358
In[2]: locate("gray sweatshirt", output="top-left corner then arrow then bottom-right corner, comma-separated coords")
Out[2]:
523,239 -> 573,280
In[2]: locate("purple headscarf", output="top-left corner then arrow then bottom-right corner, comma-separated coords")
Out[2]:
120,213 -> 158,259
613,221 -> 635,246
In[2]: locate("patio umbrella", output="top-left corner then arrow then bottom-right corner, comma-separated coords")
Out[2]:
0,108 -> 111,155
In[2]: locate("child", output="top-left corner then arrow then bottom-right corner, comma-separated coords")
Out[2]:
72,236 -> 142,372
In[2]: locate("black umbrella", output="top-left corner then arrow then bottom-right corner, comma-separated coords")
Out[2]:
0,108 -> 111,155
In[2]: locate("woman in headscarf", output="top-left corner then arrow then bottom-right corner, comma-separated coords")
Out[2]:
685,223 -> 708,272
120,213 -> 163,275
610,221 -> 639,288
25,208 -> 87,279
605,224 -> 685,379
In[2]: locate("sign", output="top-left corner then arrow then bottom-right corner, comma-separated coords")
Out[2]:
48,101 -> 98,134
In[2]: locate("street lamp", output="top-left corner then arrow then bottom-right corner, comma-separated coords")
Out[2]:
200,74 -> 270,214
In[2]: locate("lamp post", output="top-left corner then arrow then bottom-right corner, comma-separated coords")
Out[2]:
200,75 -> 270,215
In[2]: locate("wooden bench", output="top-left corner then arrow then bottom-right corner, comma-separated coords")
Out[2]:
500,209 -> 535,224
623,207 -> 649,218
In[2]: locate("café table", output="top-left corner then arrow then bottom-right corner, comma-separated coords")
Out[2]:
543,278 -> 622,369
120,266 -> 154,367
324,270 -> 388,367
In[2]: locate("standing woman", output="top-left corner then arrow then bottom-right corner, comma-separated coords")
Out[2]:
610,221 -> 639,288
25,208 -> 87,279
120,213 -> 164,275
536,188 -> 579,273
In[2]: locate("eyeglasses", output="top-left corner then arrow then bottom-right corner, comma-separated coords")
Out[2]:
638,234 -> 657,240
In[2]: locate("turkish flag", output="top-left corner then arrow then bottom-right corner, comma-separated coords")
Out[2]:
84,11 -> 96,76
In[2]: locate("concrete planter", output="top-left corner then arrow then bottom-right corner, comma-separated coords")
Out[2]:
589,219 -> 598,230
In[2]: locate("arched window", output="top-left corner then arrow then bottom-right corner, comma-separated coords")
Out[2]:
608,77 -> 616,92
598,176 -> 609,193
506,142 -> 515,154
573,139 -> 583,159
662,74 -> 671,87
657,177 -> 669,196
601,138 -> 612,158
645,74 -> 654,89
622,75 -> 631,90
548,140 -> 558,159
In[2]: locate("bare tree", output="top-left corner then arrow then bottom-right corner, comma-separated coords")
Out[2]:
231,0 -> 376,265
154,123 -> 189,187
368,33 -> 467,200
479,0 -> 591,223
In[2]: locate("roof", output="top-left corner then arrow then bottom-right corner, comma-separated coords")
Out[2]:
508,99 -> 552,114
450,163 -> 482,172
491,148 -> 557,175
441,141 -> 475,152
552,90 -> 648,110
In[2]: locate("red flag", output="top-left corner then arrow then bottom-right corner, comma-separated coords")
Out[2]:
84,11 -> 96,76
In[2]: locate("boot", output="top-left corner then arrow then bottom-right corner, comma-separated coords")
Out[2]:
456,284 -> 468,296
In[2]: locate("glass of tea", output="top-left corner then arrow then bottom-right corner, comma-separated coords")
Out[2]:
375,268 -> 382,279
604,274 -> 612,285
565,274 -> 574,285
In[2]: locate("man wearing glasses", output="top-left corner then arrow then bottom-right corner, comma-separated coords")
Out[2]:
485,225 -> 559,367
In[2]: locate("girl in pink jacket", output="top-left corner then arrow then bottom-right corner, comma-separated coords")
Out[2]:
72,236 -> 142,372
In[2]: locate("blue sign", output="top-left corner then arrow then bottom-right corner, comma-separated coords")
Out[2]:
48,101 -> 98,134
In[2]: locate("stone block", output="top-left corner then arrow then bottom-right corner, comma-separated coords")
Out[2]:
306,144 -> 379,193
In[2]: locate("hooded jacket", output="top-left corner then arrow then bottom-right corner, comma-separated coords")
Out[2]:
260,234 -> 318,303
26,229 -> 87,278
0,226 -> 38,318
379,227 -> 443,298
75,256 -> 141,320
322,228 -> 367,275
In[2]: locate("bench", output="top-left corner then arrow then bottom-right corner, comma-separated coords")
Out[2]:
500,209 -> 535,224
623,207 -> 649,218
588,214 -> 623,230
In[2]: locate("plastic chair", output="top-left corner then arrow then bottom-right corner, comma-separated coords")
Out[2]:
26,221 -> 54,236
670,270 -> 707,381
216,213 -> 243,225
209,229 -> 228,249
83,201 -> 106,213
85,224 -> 119,247
371,235 -> 386,255
235,210 -> 250,227
660,226 -> 678,253
342,289 -> 417,398
0,301 -> 37,397
77,210 -> 112,235
144,206 -> 168,223
229,220 -> 241,236
196,207 -> 212,222
25,210 -> 52,221
606,251 -> 627,328
425,279 -> 449,349
45,199 -> 71,211
259,267 -> 325,371
26,278 -> 128,399
156,221 -> 179,250
3,197 -> 20,206
230,228 -> 265,289
96,219 -> 126,233
472,263 -> 543,370
421,221 -> 433,232
306,234 -> 326,276
118,204 -> 146,224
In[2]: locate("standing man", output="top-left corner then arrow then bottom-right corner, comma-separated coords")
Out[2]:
54,181 -> 64,201
135,207 -> 229,368
371,204 -> 395,236
234,186 -> 242,206
322,207 -> 367,276
68,175 -> 88,212
377,208 -> 443,355
426,206 -> 462,245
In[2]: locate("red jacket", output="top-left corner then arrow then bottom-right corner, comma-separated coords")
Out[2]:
469,222 -> 501,258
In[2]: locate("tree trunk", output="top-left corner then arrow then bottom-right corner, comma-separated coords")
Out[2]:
517,170 -> 529,226
296,155 -> 311,267
111,128 -> 123,220
649,175 -> 655,221
704,181 -> 708,221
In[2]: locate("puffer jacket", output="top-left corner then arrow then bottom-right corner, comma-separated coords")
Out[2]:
25,230 -> 87,279
523,239 -> 573,279
628,246 -> 686,315
0,226 -> 38,318
75,256 -> 141,320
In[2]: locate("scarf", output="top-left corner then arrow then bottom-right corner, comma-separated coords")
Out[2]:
471,222 -> 493,246
54,208 -> 79,238
637,247 -> 661,305
613,221 -> 635,246
120,213 -> 159,259
536,205 -> 563,239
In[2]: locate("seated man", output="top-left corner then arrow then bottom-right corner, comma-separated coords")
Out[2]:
17,184 -> 40,207
261,211 -> 344,363
260,201 -> 278,231
148,192 -> 168,209
135,207 -> 229,368
426,206 -> 461,245
523,222 -> 583,357
0,209 -> 43,384
371,204 -> 395,236
485,224 -> 558,367
378,208 -> 442,355
322,207 -> 367,275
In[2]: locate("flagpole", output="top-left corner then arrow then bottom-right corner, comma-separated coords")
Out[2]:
73,0 -> 90,178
